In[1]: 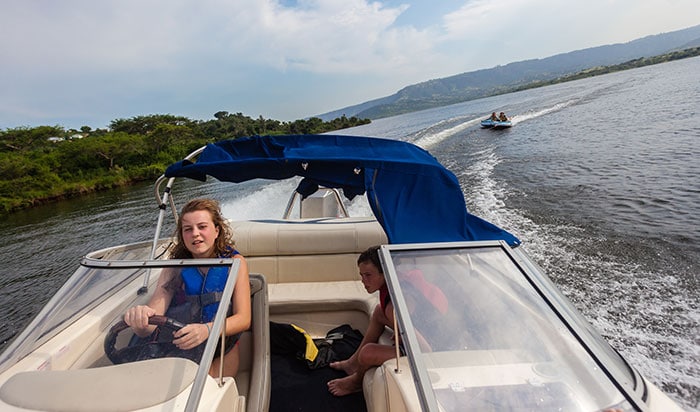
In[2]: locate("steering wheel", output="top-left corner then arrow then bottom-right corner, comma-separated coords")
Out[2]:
104,315 -> 189,364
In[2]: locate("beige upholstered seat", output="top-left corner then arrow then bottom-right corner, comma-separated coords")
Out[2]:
0,358 -> 198,412
232,218 -> 387,336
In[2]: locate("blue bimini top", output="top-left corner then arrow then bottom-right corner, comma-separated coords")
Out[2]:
165,134 -> 520,247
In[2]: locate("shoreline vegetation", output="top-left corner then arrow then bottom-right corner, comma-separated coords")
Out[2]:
2,47 -> 698,216
508,46 -> 700,94
358,46 -> 700,119
0,113 -> 370,215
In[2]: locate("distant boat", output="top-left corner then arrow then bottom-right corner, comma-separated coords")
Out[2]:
481,118 -> 512,129
480,119 -> 495,128
493,119 -> 512,129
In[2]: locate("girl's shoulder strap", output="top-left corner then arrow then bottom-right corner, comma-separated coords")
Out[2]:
219,245 -> 241,258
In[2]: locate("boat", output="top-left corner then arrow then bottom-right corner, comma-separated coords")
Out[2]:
480,119 -> 495,128
492,119 -> 512,129
0,134 -> 682,411
481,118 -> 512,129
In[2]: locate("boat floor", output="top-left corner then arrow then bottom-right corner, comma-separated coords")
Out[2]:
270,324 -> 366,412
271,354 -> 366,412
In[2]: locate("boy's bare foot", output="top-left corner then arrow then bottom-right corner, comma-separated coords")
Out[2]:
329,359 -> 356,376
327,373 -> 363,396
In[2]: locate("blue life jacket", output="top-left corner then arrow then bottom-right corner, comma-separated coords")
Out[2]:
181,266 -> 231,322
180,249 -> 239,323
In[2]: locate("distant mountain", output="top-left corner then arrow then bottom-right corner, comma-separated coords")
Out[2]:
317,24 -> 700,120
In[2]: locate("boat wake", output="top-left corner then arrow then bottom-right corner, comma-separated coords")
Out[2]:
457,149 -> 507,219
221,179 -> 299,220
221,176 -> 374,220
451,147 -> 527,236
509,100 -> 578,125
411,117 -> 482,149
459,148 -> 700,405
462,152 -> 697,397
406,99 -> 580,145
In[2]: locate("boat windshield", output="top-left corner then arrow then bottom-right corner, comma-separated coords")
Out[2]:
379,242 -> 638,412
0,263 -> 145,372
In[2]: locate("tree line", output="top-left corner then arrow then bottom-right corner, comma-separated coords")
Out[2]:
0,112 -> 370,215
356,46 -> 700,119
510,46 -> 700,94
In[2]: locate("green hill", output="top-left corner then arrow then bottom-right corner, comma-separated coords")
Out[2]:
317,24 -> 700,120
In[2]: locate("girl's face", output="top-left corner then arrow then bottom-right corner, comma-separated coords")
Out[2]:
181,210 -> 220,258
358,261 -> 385,293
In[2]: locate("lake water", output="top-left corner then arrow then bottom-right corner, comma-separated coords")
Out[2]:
1,57 -> 698,410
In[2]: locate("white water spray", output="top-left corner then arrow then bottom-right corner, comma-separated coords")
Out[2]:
509,100 -> 577,125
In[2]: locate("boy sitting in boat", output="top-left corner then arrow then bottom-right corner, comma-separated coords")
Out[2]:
327,246 -> 441,396
327,245 -> 393,396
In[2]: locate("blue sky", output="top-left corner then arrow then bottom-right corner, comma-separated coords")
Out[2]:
1,0 -> 698,130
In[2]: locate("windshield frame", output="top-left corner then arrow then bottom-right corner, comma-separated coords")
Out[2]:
378,241 -> 647,412
0,250 -> 241,412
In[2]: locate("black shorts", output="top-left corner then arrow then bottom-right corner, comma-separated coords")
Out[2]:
214,332 -> 241,357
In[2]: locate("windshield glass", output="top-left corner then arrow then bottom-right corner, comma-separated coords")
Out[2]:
381,243 -> 634,412
0,264 -> 145,372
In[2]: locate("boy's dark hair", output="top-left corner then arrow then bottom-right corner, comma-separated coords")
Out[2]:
357,245 -> 382,274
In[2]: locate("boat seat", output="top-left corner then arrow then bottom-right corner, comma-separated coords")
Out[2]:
267,280 -> 378,336
363,357 -> 419,412
236,273 -> 270,412
0,357 -> 197,412
231,217 -> 387,284
0,276 -> 269,412
231,218 -> 387,335
363,349 -> 549,412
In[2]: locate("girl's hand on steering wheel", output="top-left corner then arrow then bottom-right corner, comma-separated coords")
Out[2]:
123,305 -> 156,334
173,323 -> 210,350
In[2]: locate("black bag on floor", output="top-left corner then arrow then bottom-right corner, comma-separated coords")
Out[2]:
269,322 -> 363,369
311,324 -> 364,369
269,322 -> 367,412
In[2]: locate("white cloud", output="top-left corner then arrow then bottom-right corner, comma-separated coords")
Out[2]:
1,0 -> 441,87
211,0 -> 432,76
1,0 -> 699,128
1,3 -> 181,73
439,0 -> 700,70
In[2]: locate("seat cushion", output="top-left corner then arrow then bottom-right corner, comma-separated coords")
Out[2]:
0,358 -> 198,412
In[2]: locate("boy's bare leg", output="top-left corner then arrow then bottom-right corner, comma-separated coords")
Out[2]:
328,343 -> 396,396
329,305 -> 391,376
